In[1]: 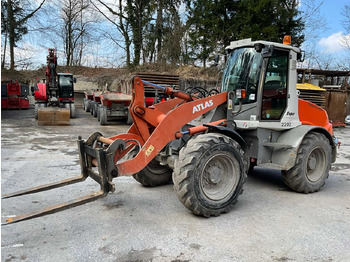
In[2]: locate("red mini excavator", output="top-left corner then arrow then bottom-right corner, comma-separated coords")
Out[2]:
34,48 -> 76,125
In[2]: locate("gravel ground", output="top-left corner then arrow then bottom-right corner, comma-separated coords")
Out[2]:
1,106 -> 350,262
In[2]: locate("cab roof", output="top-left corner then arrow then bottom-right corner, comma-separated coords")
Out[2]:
225,38 -> 301,53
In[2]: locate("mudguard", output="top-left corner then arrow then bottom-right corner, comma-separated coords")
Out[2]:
269,125 -> 336,171
205,124 -> 247,151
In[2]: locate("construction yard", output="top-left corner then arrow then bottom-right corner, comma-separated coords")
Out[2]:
1,104 -> 350,262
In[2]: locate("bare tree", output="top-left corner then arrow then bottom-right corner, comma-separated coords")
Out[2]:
90,0 -> 132,67
60,0 -> 92,66
340,3 -> 350,53
2,0 -> 46,70
299,0 -> 328,69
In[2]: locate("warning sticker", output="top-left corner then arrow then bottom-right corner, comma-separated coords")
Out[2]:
145,145 -> 154,156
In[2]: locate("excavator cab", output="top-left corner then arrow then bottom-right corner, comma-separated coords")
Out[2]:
57,73 -> 75,100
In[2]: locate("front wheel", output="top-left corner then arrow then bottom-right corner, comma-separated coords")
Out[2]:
70,103 -> 76,118
34,103 -> 39,119
173,133 -> 247,217
282,132 -> 331,193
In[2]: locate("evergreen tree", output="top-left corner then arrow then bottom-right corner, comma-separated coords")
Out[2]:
234,0 -> 304,45
142,0 -> 183,65
185,0 -> 305,67
186,0 -> 219,67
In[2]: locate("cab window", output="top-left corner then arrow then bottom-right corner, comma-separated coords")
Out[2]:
221,47 -> 263,104
261,50 -> 288,120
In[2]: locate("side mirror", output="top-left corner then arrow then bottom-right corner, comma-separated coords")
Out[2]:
73,78 -> 77,83
214,54 -> 220,63
212,54 -> 220,67
254,43 -> 265,53
297,51 -> 305,62
262,45 -> 274,58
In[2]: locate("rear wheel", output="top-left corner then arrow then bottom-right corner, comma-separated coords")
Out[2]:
133,159 -> 173,187
282,132 -> 331,193
99,106 -> 108,125
83,98 -> 86,111
90,102 -> 95,115
173,133 -> 247,217
85,100 -> 91,112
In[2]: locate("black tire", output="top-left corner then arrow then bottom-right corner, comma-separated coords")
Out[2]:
70,103 -> 76,118
99,106 -> 108,125
93,103 -> 98,117
282,132 -> 331,193
133,159 -> 173,187
83,98 -> 86,111
248,161 -> 256,175
126,111 -> 133,125
34,103 -> 39,119
90,101 -> 95,115
97,105 -> 101,121
85,100 -> 91,112
173,133 -> 247,217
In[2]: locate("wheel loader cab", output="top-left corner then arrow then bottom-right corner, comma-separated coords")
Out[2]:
221,39 -> 301,130
220,38 -> 336,174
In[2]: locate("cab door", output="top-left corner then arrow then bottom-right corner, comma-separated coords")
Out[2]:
261,49 -> 289,121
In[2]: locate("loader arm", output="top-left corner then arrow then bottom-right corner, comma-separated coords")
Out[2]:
109,77 -> 228,176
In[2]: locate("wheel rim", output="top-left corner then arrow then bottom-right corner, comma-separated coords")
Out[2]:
200,153 -> 240,202
306,147 -> 326,182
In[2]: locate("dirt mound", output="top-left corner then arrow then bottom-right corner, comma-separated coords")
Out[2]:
1,64 -> 219,87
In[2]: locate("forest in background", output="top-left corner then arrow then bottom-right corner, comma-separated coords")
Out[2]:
1,0 -> 350,72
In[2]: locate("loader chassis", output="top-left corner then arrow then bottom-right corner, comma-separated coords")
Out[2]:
2,39 -> 337,224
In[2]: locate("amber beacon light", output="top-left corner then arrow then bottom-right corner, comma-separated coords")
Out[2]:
283,35 -> 291,45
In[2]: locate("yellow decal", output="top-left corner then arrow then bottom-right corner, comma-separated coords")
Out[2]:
145,145 -> 154,156
228,99 -> 233,110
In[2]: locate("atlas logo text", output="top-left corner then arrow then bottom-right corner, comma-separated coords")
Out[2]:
193,100 -> 213,113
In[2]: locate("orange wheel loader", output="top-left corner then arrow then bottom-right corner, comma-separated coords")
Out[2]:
2,37 -> 338,224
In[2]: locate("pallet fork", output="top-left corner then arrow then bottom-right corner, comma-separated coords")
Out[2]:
2,76 -> 227,225
2,134 -> 121,225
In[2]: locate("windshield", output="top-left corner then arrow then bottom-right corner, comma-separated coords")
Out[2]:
221,47 -> 263,104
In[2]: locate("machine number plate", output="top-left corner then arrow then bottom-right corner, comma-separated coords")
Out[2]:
281,122 -> 292,127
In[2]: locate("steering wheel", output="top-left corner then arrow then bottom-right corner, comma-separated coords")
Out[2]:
208,89 -> 220,96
